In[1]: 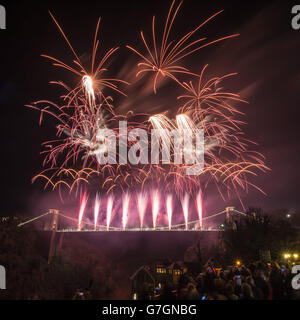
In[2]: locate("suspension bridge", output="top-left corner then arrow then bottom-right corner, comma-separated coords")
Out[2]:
17,206 -> 247,232
17,207 -> 247,264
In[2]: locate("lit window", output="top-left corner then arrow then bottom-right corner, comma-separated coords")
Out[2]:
156,267 -> 166,274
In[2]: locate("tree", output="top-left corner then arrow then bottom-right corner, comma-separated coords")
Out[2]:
221,208 -> 272,264
220,207 -> 299,265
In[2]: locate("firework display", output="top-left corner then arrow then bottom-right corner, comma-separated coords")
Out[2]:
27,0 -> 269,230
74,189 -> 206,231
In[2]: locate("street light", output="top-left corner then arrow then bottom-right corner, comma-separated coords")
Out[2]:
293,253 -> 299,260
236,260 -> 241,266
283,253 -> 291,259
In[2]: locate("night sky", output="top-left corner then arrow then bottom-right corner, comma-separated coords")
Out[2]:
0,0 -> 299,216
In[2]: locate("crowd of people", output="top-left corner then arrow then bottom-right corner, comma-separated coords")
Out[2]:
158,260 -> 300,300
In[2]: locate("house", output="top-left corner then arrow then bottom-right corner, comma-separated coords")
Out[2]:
130,260 -> 202,300
167,261 -> 186,282
129,265 -> 156,300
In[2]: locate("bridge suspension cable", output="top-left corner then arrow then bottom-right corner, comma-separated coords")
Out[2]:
17,212 -> 51,227
17,207 -> 246,232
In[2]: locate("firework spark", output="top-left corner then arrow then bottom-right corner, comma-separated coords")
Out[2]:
78,191 -> 88,230
122,192 -> 130,230
181,193 -> 189,230
74,189 -> 208,230
82,75 -> 96,109
94,192 -> 101,230
127,0 -> 239,93
43,12 -> 128,99
151,189 -> 160,229
166,194 -> 173,230
106,195 -> 114,230
28,3 -> 269,213
196,189 -> 203,229
137,191 -> 147,229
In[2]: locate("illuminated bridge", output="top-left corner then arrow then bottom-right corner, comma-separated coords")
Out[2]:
18,207 -> 247,232
17,207 -> 247,264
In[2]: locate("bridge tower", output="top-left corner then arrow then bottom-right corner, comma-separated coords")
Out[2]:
225,206 -> 234,222
48,209 -> 59,264
225,206 -> 236,230
47,209 -> 64,264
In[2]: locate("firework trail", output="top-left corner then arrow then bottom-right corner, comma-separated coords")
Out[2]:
137,191 -> 147,229
27,1 -> 269,215
94,192 -> 101,229
122,192 -> 130,230
127,0 -> 239,93
148,69 -> 268,200
166,194 -> 173,230
82,75 -> 96,109
74,189 -> 209,230
196,189 -> 203,230
181,193 -> 189,230
42,12 -> 128,98
106,195 -> 114,230
151,189 -> 160,229
176,114 -> 196,133
78,191 -> 88,230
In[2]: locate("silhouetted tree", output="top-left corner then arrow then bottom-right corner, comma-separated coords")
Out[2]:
220,207 -> 299,264
221,208 -> 272,264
